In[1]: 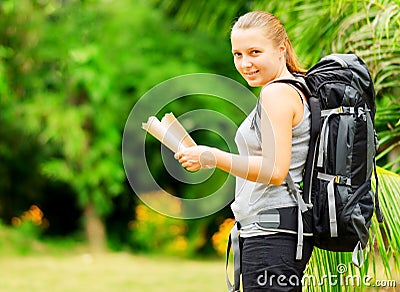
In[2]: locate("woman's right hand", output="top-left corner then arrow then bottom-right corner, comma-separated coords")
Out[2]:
174,146 -> 217,172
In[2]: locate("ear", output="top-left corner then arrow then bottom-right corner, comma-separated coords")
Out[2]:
279,43 -> 286,55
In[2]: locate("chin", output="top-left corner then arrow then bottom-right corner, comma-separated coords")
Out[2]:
246,80 -> 263,87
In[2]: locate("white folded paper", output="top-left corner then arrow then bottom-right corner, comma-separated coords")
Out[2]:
142,113 -> 196,153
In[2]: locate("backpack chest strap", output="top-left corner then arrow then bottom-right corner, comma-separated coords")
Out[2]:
321,106 -> 355,117
317,173 -> 351,186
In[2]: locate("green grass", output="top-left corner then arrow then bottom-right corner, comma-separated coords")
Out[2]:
0,222 -> 397,292
0,223 -> 227,291
0,252 -> 227,292
0,250 -> 397,291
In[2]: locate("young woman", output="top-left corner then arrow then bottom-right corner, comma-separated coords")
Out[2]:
175,11 -> 313,291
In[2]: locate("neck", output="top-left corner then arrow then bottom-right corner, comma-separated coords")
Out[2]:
276,66 -> 293,79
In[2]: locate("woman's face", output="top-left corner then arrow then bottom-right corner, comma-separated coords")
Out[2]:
231,28 -> 286,87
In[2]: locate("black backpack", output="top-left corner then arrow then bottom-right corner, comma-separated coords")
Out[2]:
226,54 -> 385,292
281,54 -> 384,261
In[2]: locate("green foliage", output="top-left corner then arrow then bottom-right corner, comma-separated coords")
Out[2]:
130,200 -> 189,256
0,205 -> 49,255
375,96 -> 400,172
0,0 -> 239,250
0,223 -> 41,255
153,0 -> 246,36
0,0 -> 233,219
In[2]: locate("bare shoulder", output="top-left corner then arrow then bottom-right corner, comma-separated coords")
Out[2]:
260,82 -> 302,108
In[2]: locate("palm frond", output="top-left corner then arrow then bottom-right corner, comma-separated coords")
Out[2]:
331,1 -> 400,96
255,1 -> 337,67
151,0 -> 247,35
375,97 -> 400,173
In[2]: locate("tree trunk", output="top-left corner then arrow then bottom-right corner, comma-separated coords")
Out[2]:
83,203 -> 107,253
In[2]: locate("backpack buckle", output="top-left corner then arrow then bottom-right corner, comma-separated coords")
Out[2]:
334,175 -> 351,185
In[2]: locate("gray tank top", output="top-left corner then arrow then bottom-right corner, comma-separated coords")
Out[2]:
231,86 -> 310,237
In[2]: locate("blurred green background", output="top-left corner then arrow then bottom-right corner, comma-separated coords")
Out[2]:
0,0 -> 399,291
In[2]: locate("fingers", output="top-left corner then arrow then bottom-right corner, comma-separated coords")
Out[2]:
175,147 -> 209,172
174,149 -> 193,164
174,151 -> 192,161
179,160 -> 199,172
174,152 -> 182,160
174,145 -> 198,158
184,163 -> 200,172
174,151 -> 185,164
178,155 -> 194,165
181,159 -> 200,171
174,151 -> 200,171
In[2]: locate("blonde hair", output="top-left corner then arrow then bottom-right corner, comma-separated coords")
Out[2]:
231,11 -> 305,74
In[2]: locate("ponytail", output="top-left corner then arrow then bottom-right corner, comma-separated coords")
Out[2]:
285,38 -> 306,74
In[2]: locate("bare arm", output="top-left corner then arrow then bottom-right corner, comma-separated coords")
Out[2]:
175,83 -> 303,185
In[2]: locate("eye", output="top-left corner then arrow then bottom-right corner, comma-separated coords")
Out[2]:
233,52 -> 242,57
251,50 -> 261,55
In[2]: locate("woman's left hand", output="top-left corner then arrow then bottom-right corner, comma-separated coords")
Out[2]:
174,146 -> 217,172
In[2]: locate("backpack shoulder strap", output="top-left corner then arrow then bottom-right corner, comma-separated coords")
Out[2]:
270,77 -> 311,98
302,96 -> 321,203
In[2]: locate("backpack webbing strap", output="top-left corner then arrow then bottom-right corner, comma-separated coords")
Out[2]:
318,107 -> 355,168
352,241 -> 365,267
239,213 -> 280,228
225,222 -> 241,292
327,178 -> 338,237
286,173 -> 309,260
317,173 -> 351,238
317,173 -> 351,186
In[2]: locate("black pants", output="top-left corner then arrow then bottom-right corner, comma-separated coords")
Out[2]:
241,233 -> 314,291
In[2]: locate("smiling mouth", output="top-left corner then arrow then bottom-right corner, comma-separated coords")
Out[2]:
244,70 -> 259,77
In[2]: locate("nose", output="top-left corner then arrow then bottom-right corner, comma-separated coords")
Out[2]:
241,56 -> 252,68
